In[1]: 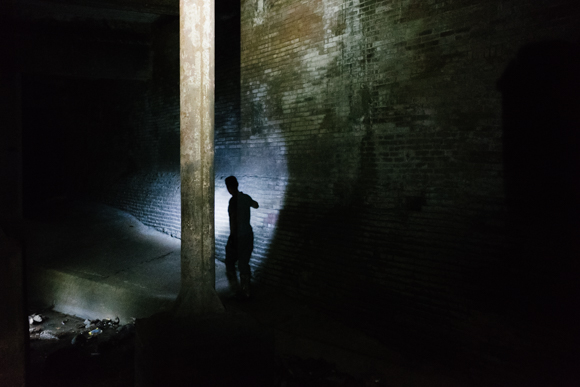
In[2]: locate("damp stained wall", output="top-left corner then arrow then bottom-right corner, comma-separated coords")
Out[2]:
232,0 -> 580,381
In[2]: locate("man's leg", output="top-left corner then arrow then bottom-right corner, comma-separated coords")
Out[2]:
238,232 -> 254,298
225,236 -> 240,293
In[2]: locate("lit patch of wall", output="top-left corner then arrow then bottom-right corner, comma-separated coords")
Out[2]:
213,0 -> 291,270
214,174 -> 289,274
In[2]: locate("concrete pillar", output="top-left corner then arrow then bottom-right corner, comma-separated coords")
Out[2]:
174,0 -> 224,316
135,8 -> 275,383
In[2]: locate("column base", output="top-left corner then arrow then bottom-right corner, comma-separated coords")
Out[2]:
172,283 -> 225,318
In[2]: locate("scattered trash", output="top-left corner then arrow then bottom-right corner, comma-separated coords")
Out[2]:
29,314 -> 43,324
29,310 -> 142,386
39,331 -> 59,340
102,318 -> 116,327
29,309 -> 379,387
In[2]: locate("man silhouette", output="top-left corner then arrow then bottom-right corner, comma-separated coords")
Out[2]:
225,176 -> 259,299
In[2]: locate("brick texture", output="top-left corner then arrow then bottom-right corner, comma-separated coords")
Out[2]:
99,18 -> 182,237
234,0 -> 580,382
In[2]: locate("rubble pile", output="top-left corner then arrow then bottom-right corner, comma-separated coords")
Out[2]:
27,309 -> 136,387
28,312 -> 127,344
28,310 -> 386,387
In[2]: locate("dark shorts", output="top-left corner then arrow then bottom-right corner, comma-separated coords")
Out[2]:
225,231 -> 254,276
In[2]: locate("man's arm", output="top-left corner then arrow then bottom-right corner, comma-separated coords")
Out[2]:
251,199 -> 259,209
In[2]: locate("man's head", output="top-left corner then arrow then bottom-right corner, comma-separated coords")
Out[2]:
225,176 -> 239,196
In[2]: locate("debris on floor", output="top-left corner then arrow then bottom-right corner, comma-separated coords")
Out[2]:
38,331 -> 59,340
28,308 -> 384,387
29,313 -> 43,324
27,308 -> 136,387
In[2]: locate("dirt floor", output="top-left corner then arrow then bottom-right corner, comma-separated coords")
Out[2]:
26,306 -> 389,387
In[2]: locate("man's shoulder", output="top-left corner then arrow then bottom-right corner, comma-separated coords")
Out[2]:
238,192 -> 254,204
239,191 -> 252,199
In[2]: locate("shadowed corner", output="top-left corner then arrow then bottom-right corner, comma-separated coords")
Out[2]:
496,40 -> 580,323
459,39 -> 580,384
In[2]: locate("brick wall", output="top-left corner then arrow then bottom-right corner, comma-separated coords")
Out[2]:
14,9 -> 180,237
104,171 -> 181,237
215,3 -> 242,176
21,76 -> 149,214
16,12 -> 155,219
235,0 -> 580,383
100,18 -> 182,237
102,7 -> 245,240
105,10 -> 246,239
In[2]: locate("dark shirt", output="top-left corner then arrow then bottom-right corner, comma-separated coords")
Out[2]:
228,192 -> 255,237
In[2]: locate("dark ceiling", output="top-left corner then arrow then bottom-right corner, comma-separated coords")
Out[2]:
18,0 -> 178,16
14,0 -> 239,19
8,0 -> 239,79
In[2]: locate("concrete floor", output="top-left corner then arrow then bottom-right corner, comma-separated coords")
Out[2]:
24,200 -> 473,386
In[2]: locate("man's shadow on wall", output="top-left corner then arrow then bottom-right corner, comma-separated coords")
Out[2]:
493,40 -> 580,329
